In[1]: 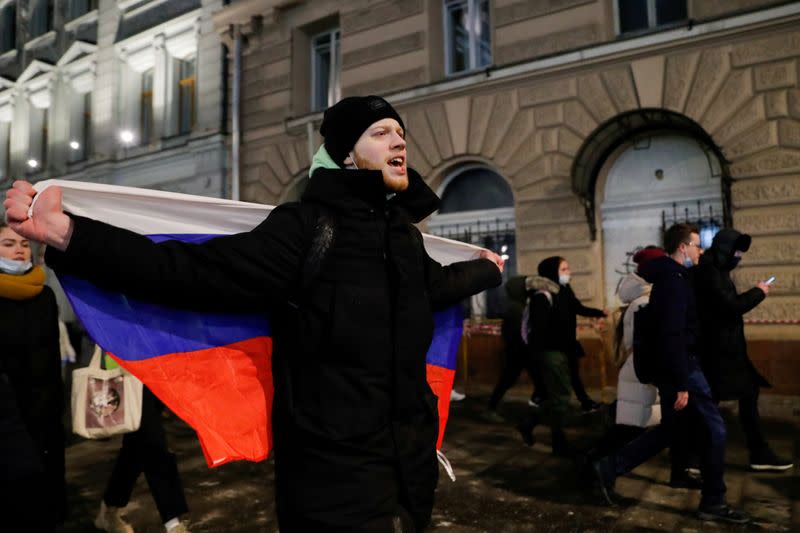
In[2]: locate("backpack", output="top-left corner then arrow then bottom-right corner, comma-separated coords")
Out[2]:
520,290 -> 552,345
632,303 -> 657,384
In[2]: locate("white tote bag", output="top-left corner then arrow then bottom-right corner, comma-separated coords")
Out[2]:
71,345 -> 143,438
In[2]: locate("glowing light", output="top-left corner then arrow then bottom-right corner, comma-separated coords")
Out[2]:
69,140 -> 80,150
119,130 -> 135,144
27,159 -> 39,169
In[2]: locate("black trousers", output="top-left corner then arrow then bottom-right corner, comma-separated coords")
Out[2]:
730,383 -> 769,457
103,387 -> 188,523
489,340 -> 542,409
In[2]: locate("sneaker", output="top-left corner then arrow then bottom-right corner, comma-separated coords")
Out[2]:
749,449 -> 793,472
517,423 -> 535,447
166,522 -> 191,533
528,395 -> 543,408
95,501 -> 134,533
697,503 -> 750,524
450,390 -> 466,402
591,456 -> 617,506
581,400 -> 602,413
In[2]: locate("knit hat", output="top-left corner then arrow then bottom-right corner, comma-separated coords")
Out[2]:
319,95 -> 405,166
537,256 -> 564,285
632,246 -> 666,273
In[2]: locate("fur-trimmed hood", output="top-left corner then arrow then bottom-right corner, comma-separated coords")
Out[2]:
525,275 -> 560,294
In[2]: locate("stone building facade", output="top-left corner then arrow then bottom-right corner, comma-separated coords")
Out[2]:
0,0 -> 228,196
213,1 -> 800,394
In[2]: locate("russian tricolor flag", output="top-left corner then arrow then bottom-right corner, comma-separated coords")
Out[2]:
38,180 -> 481,467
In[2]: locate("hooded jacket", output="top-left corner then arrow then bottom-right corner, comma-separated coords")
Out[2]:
693,229 -> 768,400
525,274 -> 604,357
637,255 -> 698,391
45,161 -> 501,530
614,272 -> 660,428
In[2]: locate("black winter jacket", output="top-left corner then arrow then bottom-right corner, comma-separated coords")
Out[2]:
638,256 -> 698,391
693,229 -> 768,400
527,276 -> 605,358
45,167 -> 501,530
0,286 -> 65,523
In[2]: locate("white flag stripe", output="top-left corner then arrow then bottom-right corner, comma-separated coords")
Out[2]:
33,179 -> 484,265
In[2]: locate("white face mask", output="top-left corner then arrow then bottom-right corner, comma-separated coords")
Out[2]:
558,274 -> 571,286
0,257 -> 33,275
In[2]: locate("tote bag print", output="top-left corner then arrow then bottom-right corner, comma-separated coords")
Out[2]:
86,375 -> 126,429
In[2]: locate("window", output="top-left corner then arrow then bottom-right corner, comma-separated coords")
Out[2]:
310,29 -> 340,111
178,57 -> 195,135
29,0 -> 54,38
67,0 -> 97,21
68,92 -> 91,163
0,3 -> 16,53
428,165 -> 515,318
444,0 -> 491,76
140,69 -> 153,145
618,0 -> 687,34
26,107 -> 47,173
0,122 -> 10,182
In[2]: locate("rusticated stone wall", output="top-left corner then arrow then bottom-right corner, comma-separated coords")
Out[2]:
230,0 -> 800,343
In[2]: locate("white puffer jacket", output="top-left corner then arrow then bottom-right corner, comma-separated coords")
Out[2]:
615,273 -> 660,428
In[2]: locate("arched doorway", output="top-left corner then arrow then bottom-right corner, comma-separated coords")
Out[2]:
600,134 -> 724,304
428,164 -> 516,317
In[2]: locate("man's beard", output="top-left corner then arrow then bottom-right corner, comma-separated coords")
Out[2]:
353,153 -> 409,192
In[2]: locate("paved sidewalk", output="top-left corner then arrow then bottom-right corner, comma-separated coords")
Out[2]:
58,388 -> 798,532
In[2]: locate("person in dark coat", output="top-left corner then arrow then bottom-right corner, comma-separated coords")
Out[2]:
0,223 -> 65,531
592,224 -> 749,525
516,256 -> 606,454
693,228 -> 792,471
4,95 -> 503,532
488,275 -> 544,412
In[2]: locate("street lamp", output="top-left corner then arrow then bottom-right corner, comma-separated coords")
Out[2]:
69,140 -> 81,150
119,130 -> 134,145
27,159 -> 39,169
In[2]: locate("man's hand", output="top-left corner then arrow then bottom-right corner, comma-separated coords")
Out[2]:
674,391 -> 689,411
478,250 -> 505,273
3,180 -> 73,251
756,281 -> 771,295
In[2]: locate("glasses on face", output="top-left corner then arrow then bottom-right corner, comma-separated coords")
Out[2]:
684,241 -> 703,251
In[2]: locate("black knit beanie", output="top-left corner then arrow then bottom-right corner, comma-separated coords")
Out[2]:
319,95 -> 405,166
537,256 -> 564,285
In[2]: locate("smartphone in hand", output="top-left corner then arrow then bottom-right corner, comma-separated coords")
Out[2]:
765,276 -> 776,285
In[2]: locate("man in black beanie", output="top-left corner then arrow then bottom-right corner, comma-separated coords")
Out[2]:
5,94 -> 504,532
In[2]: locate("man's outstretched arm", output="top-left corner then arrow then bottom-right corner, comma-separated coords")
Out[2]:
4,180 -> 308,312
425,249 -> 503,310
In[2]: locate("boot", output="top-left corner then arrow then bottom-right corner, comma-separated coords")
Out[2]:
517,413 -> 540,447
551,426 -> 570,457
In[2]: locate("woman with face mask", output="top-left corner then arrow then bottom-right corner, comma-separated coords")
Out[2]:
517,256 -> 607,455
693,229 -> 792,472
0,223 -> 65,530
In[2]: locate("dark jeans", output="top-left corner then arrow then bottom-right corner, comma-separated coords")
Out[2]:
489,340 -> 542,409
104,387 -> 188,523
613,362 -> 727,506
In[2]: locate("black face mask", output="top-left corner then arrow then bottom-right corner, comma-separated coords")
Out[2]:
730,256 -> 742,269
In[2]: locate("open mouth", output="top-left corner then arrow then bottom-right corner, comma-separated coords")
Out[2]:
388,156 -> 405,168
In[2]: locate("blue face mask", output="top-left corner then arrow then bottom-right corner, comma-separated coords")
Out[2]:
683,253 -> 694,268
0,257 -> 33,275
558,274 -> 571,286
